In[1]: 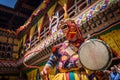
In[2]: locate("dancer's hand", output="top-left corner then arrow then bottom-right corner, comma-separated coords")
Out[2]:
40,66 -> 51,80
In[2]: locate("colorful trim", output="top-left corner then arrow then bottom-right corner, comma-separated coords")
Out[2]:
70,71 -> 75,80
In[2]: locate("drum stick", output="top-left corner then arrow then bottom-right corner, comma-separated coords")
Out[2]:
85,34 -> 91,41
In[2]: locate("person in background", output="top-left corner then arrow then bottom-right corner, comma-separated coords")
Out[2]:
104,64 -> 120,80
110,65 -> 120,80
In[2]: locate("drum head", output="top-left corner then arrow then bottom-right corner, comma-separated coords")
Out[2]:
78,39 -> 112,70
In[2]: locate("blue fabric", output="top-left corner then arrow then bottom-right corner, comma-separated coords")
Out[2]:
46,53 -> 60,68
70,71 -> 75,80
110,72 -> 120,80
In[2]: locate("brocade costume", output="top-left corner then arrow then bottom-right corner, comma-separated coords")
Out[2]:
45,40 -> 82,80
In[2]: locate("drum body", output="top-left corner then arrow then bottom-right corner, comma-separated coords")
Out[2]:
78,39 -> 112,70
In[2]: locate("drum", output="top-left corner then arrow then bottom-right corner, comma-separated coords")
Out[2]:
78,39 -> 112,70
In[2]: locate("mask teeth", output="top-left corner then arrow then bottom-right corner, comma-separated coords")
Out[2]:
69,32 -> 77,34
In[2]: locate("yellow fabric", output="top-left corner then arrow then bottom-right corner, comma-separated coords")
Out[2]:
30,70 -> 33,80
49,67 -> 56,80
18,40 -> 21,50
39,2 -> 47,9
58,0 -> 67,7
47,3 -> 57,18
23,34 -> 27,45
80,70 -> 97,80
27,72 -> 31,80
27,69 -> 37,80
52,70 -> 82,80
33,1 -> 46,14
42,67 -> 98,80
100,29 -> 120,57
63,4 -> 69,19
85,68 -> 94,75
53,73 -> 66,80
30,25 -> 36,41
33,69 -> 37,80
111,30 -> 120,49
58,0 -> 68,19
74,71 -> 80,80
80,71 -> 89,80
59,68 -> 80,73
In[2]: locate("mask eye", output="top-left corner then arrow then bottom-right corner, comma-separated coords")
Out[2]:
61,24 -> 68,29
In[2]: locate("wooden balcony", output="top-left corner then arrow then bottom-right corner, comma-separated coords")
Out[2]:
19,0 -> 120,68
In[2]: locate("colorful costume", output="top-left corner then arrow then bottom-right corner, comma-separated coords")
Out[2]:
46,40 -> 81,80
46,43 -> 98,80
41,20 -> 97,80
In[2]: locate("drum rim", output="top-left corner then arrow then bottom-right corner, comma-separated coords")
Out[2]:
78,39 -> 112,71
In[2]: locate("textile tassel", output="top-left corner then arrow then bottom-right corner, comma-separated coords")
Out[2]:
63,4 -> 69,19
70,71 -> 75,80
58,0 -> 69,19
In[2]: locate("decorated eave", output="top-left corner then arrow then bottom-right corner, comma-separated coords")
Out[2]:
20,0 -> 120,68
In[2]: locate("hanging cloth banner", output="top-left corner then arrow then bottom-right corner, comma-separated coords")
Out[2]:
38,16 -> 45,40
47,2 -> 57,31
100,29 -> 120,58
18,39 -> 23,50
38,0 -> 50,10
34,69 -> 38,80
47,2 -> 57,18
27,71 -> 31,80
33,0 -> 49,15
38,2 -> 47,10
26,69 -> 37,80
29,25 -> 36,44
32,69 -> 37,80
58,0 -> 68,19
23,34 -> 27,45
18,40 -> 21,50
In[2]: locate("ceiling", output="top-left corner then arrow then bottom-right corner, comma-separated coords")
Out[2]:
0,0 -> 43,32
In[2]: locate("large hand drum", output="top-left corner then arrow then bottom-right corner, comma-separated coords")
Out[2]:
78,39 -> 112,70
